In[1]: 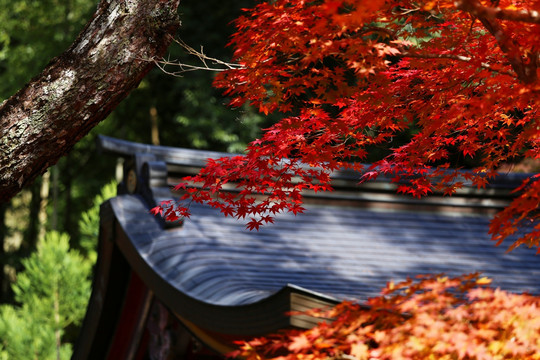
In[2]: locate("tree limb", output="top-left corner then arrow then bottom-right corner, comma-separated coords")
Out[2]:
0,0 -> 181,202
401,51 -> 515,77
454,0 -> 540,24
455,0 -> 538,84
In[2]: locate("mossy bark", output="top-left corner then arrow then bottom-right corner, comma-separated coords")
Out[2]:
0,0 -> 181,202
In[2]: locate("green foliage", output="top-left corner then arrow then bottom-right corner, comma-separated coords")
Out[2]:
78,181 -> 117,263
0,306 -> 72,360
0,180 -> 113,358
14,231 -> 91,326
0,0 -> 95,100
0,231 -> 91,360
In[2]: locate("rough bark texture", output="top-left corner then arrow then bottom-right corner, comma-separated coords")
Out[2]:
0,0 -> 181,202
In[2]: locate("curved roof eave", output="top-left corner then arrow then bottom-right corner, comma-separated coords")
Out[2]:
109,195 -> 338,336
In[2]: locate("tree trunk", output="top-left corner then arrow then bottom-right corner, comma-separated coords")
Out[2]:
22,177 -> 42,256
38,171 -> 50,241
0,0 -> 181,202
150,106 -> 161,146
0,202 -> 7,302
54,279 -> 61,360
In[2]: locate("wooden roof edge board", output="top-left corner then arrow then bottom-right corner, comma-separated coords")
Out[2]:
166,182 -> 510,213
166,174 -> 514,199
300,191 -> 510,211
104,271 -> 154,360
97,134 -> 233,166
72,227 -> 116,360
110,195 -> 344,336
72,217 -> 133,360
98,135 -> 534,196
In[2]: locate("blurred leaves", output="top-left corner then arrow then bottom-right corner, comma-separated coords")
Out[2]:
235,274 -> 540,360
0,231 -> 91,360
0,0 -> 95,100
78,180 -> 117,263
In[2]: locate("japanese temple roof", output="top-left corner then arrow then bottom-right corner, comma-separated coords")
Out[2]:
75,135 -> 540,357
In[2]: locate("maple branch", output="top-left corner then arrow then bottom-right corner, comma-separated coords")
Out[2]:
397,6 -> 422,15
147,37 -> 244,76
455,0 -> 538,84
454,0 -> 540,24
359,26 -> 397,40
401,52 -> 514,77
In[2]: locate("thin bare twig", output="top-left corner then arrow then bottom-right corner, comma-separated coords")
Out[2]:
397,6 -> 422,15
145,37 -> 244,77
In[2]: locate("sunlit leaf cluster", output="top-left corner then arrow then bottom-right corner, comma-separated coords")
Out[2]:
158,0 -> 540,250
234,274 -> 540,360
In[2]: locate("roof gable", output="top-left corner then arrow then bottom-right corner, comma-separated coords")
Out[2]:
76,136 -> 540,357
